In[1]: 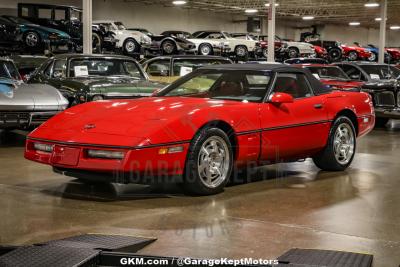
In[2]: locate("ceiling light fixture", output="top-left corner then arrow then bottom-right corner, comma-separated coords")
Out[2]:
302,16 -> 315,20
265,3 -> 279,7
172,0 -> 186,5
349,22 -> 361,26
390,26 -> 400,30
364,1 -> 379,7
245,9 -> 258,13
375,17 -> 382,21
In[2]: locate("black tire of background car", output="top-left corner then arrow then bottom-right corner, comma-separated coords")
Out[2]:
183,127 -> 233,195
92,32 -> 103,53
347,51 -> 358,61
234,45 -> 248,60
262,48 -> 268,58
123,38 -> 140,54
312,116 -> 356,171
198,43 -> 213,55
374,118 -> 389,128
161,40 -> 177,55
328,47 -> 342,62
24,31 -> 41,48
287,47 -> 299,58
368,52 -> 377,62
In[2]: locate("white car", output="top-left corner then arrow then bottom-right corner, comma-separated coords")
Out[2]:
274,35 -> 315,58
93,20 -> 152,54
193,31 -> 259,58
161,31 -> 231,56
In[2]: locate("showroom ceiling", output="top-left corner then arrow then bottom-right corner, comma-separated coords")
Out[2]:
130,0 -> 400,27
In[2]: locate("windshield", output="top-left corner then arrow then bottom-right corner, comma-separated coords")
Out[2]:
172,58 -> 231,76
71,9 -> 82,21
4,16 -> 32,24
0,61 -> 20,80
100,23 -> 117,31
306,66 -> 349,80
114,22 -> 126,30
69,58 -> 145,79
222,32 -> 233,38
158,69 -> 272,102
360,65 -> 400,80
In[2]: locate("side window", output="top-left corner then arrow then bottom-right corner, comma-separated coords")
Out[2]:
20,7 -> 29,17
146,60 -> 170,77
54,9 -> 66,21
340,65 -> 366,81
52,60 -> 67,78
44,61 -> 53,77
272,73 -> 313,99
38,8 -> 52,19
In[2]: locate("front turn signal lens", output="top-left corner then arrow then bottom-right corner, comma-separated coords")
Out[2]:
159,146 -> 184,155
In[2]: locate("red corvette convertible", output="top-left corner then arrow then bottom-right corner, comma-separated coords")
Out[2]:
25,64 -> 375,195
341,44 -> 372,61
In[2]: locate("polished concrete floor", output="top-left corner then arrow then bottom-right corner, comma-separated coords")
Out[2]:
1,124 -> 400,266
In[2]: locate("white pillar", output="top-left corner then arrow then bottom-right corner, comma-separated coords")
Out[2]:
378,0 -> 387,64
82,0 -> 92,54
267,0 -> 276,62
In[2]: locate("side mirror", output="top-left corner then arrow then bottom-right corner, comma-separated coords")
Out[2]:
269,92 -> 294,104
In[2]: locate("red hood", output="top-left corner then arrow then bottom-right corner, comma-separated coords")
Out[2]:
320,79 -> 364,89
341,45 -> 368,52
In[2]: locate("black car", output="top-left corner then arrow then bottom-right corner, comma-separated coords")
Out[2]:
18,3 -> 117,52
28,54 -> 163,105
10,55 -> 48,81
334,62 -> 400,126
128,28 -> 196,55
284,58 -> 329,65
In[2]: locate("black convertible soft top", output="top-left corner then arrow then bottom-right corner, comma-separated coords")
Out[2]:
201,64 -> 332,95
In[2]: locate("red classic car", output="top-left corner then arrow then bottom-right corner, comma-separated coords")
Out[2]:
385,48 -> 400,63
341,44 -> 372,61
25,64 -> 375,195
294,64 -> 364,90
313,45 -> 328,59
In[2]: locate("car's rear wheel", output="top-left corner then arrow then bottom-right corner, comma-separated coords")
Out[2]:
313,116 -> 356,171
287,47 -> 299,58
184,128 -> 233,195
24,31 -> 40,48
262,48 -> 268,58
199,43 -> 213,55
124,38 -> 140,54
161,40 -> 177,55
329,47 -> 342,61
368,52 -> 377,61
347,51 -> 358,61
235,45 -> 248,59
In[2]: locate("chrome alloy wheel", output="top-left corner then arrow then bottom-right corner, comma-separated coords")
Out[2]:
200,45 -> 211,55
368,52 -> 377,61
197,136 -> 230,188
25,32 -> 39,47
235,46 -> 247,57
333,123 -> 355,165
125,40 -> 136,53
162,42 -> 175,54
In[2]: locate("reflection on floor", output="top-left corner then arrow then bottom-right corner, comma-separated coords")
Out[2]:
1,121 -> 400,266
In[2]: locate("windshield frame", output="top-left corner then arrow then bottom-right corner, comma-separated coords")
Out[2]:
359,64 -> 400,80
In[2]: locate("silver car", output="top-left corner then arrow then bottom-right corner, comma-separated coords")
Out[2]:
0,58 -> 68,130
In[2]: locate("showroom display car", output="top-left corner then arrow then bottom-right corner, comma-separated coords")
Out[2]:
28,54 -> 163,105
161,31 -> 231,56
334,61 -> 400,126
0,15 -> 71,52
340,44 -> 372,61
0,58 -> 68,129
128,28 -> 196,55
294,64 -> 364,90
313,45 -> 328,59
252,34 -> 289,59
284,58 -> 329,64
142,55 -> 232,84
364,45 -> 400,63
93,21 -> 152,54
192,31 -> 259,59
256,35 -> 315,59
25,64 -> 374,195
307,40 -> 343,62
17,3 -> 117,52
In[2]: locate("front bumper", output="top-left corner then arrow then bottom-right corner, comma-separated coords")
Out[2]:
25,138 -> 190,184
0,111 -> 60,129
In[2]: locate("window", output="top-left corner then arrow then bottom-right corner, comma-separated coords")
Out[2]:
20,7 -> 29,17
38,8 -> 52,19
54,9 -> 66,20
359,65 -> 400,80
172,59 -> 230,77
146,60 -> 170,77
70,9 -> 82,21
52,60 -> 67,78
272,73 -> 312,99
0,62 -> 20,80
339,65 -> 366,81
160,70 -> 272,102
306,66 -> 349,80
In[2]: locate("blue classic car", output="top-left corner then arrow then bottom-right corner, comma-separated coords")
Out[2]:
0,15 -> 71,52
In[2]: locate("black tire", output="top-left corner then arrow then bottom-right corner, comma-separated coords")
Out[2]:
368,52 -> 377,62
161,40 -> 177,55
183,127 -> 233,195
329,47 -> 342,61
234,45 -> 248,59
198,43 -> 213,55
24,31 -> 41,48
312,116 -> 356,171
123,38 -> 140,54
262,47 -> 268,58
287,47 -> 299,58
375,117 -> 389,128
92,32 -> 102,53
347,51 -> 358,61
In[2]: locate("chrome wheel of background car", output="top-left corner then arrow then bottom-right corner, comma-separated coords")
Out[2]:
333,123 -> 355,165
368,52 -> 377,61
199,44 -> 212,55
162,41 -> 176,54
288,48 -> 299,58
92,95 -> 104,101
25,32 -> 39,47
124,39 -> 137,53
262,48 -> 268,58
235,46 -> 247,57
348,51 -> 358,61
197,136 -> 230,189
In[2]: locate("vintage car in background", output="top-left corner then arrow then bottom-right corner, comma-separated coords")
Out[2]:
364,44 -> 400,63
335,62 -> 400,127
128,28 -> 196,55
268,35 -> 315,59
340,44 -> 372,61
313,45 -> 328,59
161,31 -> 231,56
252,34 -> 289,59
0,15 -> 71,52
10,55 -> 48,81
93,21 -> 152,54
306,40 -> 343,62
385,48 -> 400,63
284,57 -> 329,64
192,31 -> 259,59
0,58 -> 68,130
142,55 -> 232,83
18,3 -> 117,52
25,64 -> 374,195
28,54 -> 163,105
294,64 -> 364,90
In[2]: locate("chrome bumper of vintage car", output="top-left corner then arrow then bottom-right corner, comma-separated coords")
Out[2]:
374,107 -> 400,119
0,111 -> 60,129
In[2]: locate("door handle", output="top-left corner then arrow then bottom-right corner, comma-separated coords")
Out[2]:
314,103 -> 323,109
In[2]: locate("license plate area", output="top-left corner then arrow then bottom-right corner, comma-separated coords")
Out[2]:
51,146 -> 81,166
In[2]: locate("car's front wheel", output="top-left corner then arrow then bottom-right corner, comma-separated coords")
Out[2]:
124,38 -> 140,54
329,47 -> 342,61
368,52 -> 377,61
199,43 -> 213,55
161,40 -> 177,55
24,31 -> 40,48
347,51 -> 358,61
184,128 -> 233,195
313,116 -> 356,171
235,45 -> 248,59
